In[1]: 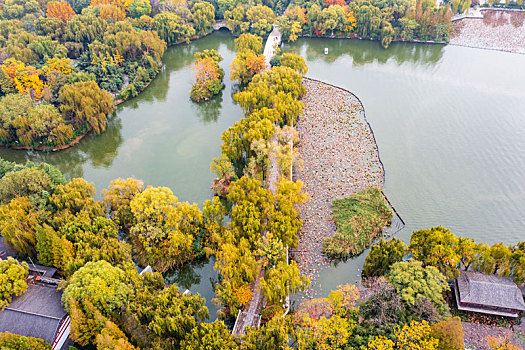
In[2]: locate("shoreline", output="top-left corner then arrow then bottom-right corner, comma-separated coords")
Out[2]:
292,77 -> 385,297
450,10 -> 525,53
7,129 -> 90,152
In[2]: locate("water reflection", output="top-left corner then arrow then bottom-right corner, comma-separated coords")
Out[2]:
164,258 -> 219,320
193,93 -> 223,124
0,115 -> 124,180
284,37 -> 445,66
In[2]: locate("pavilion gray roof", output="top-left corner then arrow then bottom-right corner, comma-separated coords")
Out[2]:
0,284 -> 66,344
456,270 -> 525,311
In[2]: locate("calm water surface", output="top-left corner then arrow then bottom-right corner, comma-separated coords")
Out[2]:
283,38 -> 525,295
1,32 -> 524,309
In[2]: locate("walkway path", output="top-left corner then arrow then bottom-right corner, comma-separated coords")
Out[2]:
263,26 -> 282,67
232,26 -> 283,337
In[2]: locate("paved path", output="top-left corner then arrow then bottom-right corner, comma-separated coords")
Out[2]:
263,26 -> 282,67
232,26 -> 283,338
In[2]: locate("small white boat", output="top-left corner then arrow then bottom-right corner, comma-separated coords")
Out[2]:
324,47 -> 328,55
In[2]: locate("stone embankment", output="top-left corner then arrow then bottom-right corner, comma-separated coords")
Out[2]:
451,9 -> 525,53
293,78 -> 384,296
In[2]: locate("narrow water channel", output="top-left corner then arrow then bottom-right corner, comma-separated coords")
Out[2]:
1,32 -> 524,315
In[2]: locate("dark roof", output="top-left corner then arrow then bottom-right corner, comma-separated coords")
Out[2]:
0,284 -> 67,344
456,271 -> 525,311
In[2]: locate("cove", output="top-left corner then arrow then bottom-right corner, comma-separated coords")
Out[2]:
282,38 -> 525,296
1,31 -> 524,314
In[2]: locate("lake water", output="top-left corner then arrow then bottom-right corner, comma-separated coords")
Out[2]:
2,31 -> 524,314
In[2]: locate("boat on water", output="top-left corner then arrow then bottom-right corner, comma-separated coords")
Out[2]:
324,47 -> 328,54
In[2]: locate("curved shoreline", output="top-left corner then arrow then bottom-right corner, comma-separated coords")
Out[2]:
7,129 -> 90,152
293,77 -> 385,296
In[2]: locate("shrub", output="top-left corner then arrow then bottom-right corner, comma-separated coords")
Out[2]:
323,187 -> 393,260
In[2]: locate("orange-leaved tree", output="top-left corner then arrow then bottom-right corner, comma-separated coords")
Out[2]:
47,1 -> 76,22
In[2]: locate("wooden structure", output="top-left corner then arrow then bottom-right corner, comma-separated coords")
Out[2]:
454,270 -> 525,317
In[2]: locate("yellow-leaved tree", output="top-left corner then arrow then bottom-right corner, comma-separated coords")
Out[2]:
367,320 -> 440,350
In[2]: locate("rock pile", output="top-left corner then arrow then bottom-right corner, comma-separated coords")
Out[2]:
451,11 -> 525,53
293,78 -> 384,296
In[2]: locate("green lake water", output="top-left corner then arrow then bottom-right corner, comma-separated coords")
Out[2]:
2,31 -> 524,316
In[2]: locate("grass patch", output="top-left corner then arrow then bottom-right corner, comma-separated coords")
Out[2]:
323,187 -> 393,260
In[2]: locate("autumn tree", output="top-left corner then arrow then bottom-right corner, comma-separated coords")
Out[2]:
295,284 -> 359,350
190,56 -> 224,102
486,335 -> 521,350
0,93 -> 73,148
235,33 -> 263,54
124,283 -> 209,349
409,226 -> 462,279
0,197 -> 40,258
241,315 -> 296,350
47,1 -> 75,22
1,58 -> 44,101
59,80 -> 114,134
129,186 -> 203,272
0,332 -> 52,350
277,6 -> 306,42
180,320 -> 239,350
102,177 -> 144,230
367,320 -> 439,350
431,317 -> 464,350
0,257 -> 28,310
280,53 -> 308,75
260,260 -> 308,306
230,50 -> 266,86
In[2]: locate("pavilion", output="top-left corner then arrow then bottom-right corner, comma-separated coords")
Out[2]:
454,270 -> 525,318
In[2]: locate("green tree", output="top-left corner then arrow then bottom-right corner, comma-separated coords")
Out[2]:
234,33 -> 263,54
386,260 -> 449,316
153,12 -> 196,45
409,226 -> 461,279
127,0 -> 151,18
246,4 -> 275,37
0,257 -> 28,310
62,260 -> 133,318
362,238 -> 406,278
0,167 -> 51,205
191,1 -> 215,35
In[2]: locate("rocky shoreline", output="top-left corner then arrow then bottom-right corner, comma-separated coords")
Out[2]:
450,10 -> 525,54
293,78 -> 384,296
